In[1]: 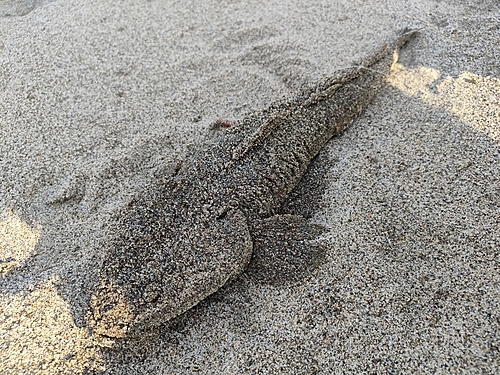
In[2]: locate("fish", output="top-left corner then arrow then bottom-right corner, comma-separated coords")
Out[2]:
89,29 -> 417,338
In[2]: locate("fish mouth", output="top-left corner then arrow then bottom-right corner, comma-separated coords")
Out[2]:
89,280 -> 168,338
89,283 -> 136,338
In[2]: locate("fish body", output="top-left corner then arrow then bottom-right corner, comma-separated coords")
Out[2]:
90,30 -> 417,338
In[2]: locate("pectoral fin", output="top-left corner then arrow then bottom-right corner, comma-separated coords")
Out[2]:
247,214 -> 328,285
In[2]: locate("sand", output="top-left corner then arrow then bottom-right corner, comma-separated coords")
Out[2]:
0,0 -> 499,374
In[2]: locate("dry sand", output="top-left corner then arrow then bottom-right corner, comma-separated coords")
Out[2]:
0,0 -> 499,373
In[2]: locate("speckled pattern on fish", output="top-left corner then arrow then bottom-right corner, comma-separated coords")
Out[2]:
89,30 -> 418,339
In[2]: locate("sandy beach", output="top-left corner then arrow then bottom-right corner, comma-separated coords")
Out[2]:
1,0 -> 499,373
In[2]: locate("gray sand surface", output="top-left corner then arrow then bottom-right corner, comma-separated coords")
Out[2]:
0,0 -> 499,374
